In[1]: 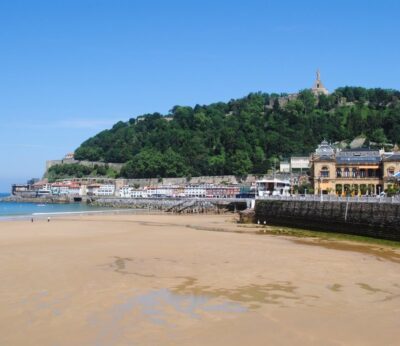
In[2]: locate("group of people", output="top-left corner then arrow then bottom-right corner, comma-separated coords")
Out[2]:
30,217 -> 51,223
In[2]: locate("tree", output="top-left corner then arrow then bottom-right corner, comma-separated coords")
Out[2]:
369,128 -> 388,145
162,149 -> 189,177
228,150 -> 253,176
71,87 -> 400,179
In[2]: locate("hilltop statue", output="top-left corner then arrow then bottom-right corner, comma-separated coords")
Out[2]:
311,69 -> 329,95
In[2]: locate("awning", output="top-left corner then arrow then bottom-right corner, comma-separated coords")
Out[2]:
358,166 -> 380,169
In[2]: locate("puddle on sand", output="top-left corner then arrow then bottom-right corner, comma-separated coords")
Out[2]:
293,239 -> 400,264
19,291 -> 69,321
104,258 -> 301,308
90,288 -> 247,345
90,277 -> 304,345
172,277 -> 300,308
124,288 -> 246,320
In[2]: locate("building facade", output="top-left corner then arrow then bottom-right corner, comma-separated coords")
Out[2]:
280,156 -> 310,173
311,141 -> 400,196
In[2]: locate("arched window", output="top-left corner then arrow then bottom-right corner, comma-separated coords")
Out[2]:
320,166 -> 329,178
344,168 -> 350,177
336,168 -> 342,178
352,168 -> 358,178
387,166 -> 395,177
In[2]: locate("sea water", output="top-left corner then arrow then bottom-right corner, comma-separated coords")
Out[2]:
0,193 -> 112,220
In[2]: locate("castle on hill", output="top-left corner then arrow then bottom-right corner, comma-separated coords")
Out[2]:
267,69 -> 329,108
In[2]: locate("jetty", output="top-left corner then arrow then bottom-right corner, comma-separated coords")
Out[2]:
92,197 -> 252,213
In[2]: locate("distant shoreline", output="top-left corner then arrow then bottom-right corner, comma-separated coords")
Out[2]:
0,208 -> 160,222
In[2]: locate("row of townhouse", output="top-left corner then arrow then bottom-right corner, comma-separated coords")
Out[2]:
20,180 -> 117,197
119,184 -> 242,199
13,178 -> 253,199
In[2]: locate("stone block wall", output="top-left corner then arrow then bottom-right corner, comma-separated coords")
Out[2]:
255,200 -> 400,241
45,159 -> 124,172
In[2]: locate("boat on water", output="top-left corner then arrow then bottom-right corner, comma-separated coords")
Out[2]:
255,179 -> 291,197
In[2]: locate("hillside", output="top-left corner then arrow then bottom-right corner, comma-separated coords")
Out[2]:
73,87 -> 400,179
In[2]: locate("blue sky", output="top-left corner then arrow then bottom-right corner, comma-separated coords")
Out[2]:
1,0 -> 399,191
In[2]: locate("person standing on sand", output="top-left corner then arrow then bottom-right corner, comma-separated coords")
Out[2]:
47,217 -> 50,222
31,217 -> 33,223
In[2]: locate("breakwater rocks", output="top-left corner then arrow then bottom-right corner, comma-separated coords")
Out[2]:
92,198 -> 231,213
92,198 -> 218,213
255,199 -> 400,241
3,195 -> 74,204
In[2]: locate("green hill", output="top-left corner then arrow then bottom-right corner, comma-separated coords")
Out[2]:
73,87 -> 400,179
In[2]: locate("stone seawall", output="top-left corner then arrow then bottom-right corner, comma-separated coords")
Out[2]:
92,198 -> 240,213
3,195 -> 90,204
255,200 -> 400,241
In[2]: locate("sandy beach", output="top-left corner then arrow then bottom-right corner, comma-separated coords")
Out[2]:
0,213 -> 399,345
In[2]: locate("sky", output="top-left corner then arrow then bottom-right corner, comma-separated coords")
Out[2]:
0,0 -> 399,191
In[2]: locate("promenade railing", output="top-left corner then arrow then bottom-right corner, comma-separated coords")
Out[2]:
256,195 -> 400,204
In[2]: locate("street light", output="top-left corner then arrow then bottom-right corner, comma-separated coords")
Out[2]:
319,176 -> 323,202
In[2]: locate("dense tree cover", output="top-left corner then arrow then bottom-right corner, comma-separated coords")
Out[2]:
74,87 -> 400,178
47,164 -> 117,182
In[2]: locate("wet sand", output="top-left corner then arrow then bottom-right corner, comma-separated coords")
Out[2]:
0,213 -> 399,345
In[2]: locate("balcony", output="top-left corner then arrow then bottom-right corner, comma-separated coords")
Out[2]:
336,175 -> 381,180
336,168 -> 381,180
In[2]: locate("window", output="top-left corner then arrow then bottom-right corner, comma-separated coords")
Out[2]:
336,168 -> 342,178
320,166 -> 329,178
344,168 -> 350,177
387,166 -> 395,177
352,168 -> 358,178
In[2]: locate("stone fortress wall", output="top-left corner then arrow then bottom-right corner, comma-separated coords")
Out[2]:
45,159 -> 124,172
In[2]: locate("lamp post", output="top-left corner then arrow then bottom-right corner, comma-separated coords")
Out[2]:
319,176 -> 323,202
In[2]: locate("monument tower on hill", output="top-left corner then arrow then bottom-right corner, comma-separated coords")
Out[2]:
311,69 -> 329,95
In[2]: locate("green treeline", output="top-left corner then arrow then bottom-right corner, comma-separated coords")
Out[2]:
74,87 -> 400,178
47,163 -> 117,182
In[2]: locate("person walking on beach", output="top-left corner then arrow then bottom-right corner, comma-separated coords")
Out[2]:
47,217 -> 50,222
31,217 -> 33,223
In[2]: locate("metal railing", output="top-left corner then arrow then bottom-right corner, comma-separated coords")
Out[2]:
256,194 -> 400,204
